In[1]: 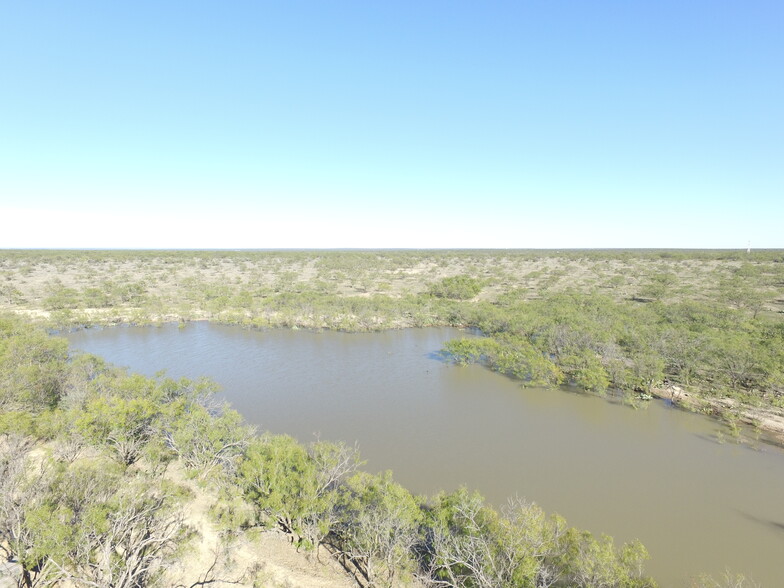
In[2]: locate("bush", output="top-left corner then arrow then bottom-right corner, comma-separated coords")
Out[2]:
429,275 -> 484,300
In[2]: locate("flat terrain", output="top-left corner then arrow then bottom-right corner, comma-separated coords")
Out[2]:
2,249 -> 782,324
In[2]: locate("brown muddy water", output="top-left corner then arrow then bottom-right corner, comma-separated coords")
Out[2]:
67,322 -> 784,587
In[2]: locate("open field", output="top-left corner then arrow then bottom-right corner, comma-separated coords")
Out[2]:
2,249 -> 783,325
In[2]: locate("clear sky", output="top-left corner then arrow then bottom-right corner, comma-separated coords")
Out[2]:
1,1 -> 782,249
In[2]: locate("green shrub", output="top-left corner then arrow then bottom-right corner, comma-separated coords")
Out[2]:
429,275 -> 484,300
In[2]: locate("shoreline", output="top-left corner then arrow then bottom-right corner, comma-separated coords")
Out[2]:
7,305 -> 784,449
650,384 -> 784,447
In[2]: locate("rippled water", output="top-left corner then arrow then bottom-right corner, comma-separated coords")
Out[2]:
67,322 -> 784,586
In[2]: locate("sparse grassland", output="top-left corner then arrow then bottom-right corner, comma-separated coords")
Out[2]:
2,248 -> 782,323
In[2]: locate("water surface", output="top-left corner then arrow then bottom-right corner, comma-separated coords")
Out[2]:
67,323 -> 784,586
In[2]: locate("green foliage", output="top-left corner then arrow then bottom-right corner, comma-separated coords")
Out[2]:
423,488 -> 655,588
0,410 -> 37,438
21,460 -> 188,588
335,470 -> 423,587
637,272 -> 677,301
629,352 -> 666,394
239,435 -> 321,541
560,349 -> 610,393
155,376 -> 254,477
77,393 -> 161,465
0,281 -> 25,304
81,286 -> 112,308
425,487 -> 523,587
564,529 -> 655,588
43,280 -> 81,310
708,333 -> 767,391
0,450 -> 60,585
443,338 -> 491,366
444,336 -> 563,387
429,275 -> 484,300
0,324 -> 201,587
166,403 -> 251,476
0,317 -> 69,411
237,436 -> 364,550
442,284 -> 783,406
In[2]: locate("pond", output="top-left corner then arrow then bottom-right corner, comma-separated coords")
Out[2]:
67,322 -> 784,587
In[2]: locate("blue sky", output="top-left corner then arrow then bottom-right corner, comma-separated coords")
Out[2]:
1,1 -> 782,248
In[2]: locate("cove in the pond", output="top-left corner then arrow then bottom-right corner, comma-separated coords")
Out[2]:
67,322 -> 784,587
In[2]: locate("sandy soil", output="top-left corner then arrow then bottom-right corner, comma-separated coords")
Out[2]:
165,464 -> 356,588
652,385 -> 784,447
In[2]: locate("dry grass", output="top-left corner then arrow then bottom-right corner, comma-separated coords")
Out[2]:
2,250 -> 782,320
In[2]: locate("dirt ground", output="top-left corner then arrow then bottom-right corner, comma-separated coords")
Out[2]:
169,462 -> 357,588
